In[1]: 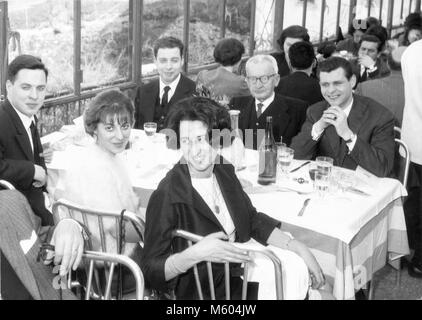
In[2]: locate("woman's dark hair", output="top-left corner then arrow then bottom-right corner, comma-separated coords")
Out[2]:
365,25 -> 388,51
317,57 -> 354,80
404,12 -> 422,29
84,89 -> 135,136
277,25 -> 310,51
289,41 -> 316,70
214,38 -> 245,67
164,97 -> 231,149
7,54 -> 48,82
403,25 -> 422,46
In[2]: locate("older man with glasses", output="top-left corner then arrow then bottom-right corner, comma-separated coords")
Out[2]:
230,54 -> 308,150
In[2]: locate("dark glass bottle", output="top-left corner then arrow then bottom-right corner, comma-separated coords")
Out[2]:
258,116 -> 277,185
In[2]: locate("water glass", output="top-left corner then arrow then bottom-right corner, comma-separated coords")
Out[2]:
308,162 -> 318,181
277,145 -> 294,176
314,172 -> 330,198
316,156 -> 334,178
144,122 -> 157,137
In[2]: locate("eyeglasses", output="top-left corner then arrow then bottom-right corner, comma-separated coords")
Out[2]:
246,74 -> 277,85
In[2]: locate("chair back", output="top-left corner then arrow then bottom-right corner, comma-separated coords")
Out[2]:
395,138 -> 410,188
0,180 -> 15,190
52,199 -> 145,252
80,250 -> 145,300
172,229 -> 283,300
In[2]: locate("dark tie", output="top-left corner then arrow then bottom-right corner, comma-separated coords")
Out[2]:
30,121 -> 44,167
257,103 -> 264,118
161,86 -> 171,111
361,67 -> 369,82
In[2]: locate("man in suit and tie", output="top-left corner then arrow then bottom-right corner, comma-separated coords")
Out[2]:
230,54 -> 308,149
276,41 -> 324,106
0,189 -> 85,300
0,54 -> 54,226
352,34 -> 390,84
291,57 -> 395,178
134,36 -> 196,130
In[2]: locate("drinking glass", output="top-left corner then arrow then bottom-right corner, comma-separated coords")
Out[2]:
277,145 -> 294,177
308,162 -> 318,181
314,172 -> 330,198
144,122 -> 157,137
316,156 -> 334,178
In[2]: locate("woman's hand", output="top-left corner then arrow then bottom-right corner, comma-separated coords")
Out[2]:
191,232 -> 251,264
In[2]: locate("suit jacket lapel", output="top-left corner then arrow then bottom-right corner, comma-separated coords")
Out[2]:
261,96 -> 290,135
169,74 -> 191,105
144,80 -> 160,122
4,100 -> 34,161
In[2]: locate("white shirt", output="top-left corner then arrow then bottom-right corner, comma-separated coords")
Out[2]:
311,98 -> 357,152
401,39 -> 422,165
255,93 -> 275,116
191,175 -> 235,241
10,102 -> 35,152
159,73 -> 181,104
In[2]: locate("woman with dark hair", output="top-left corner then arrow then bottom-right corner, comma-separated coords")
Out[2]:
336,18 -> 374,56
196,38 -> 250,107
56,89 -> 143,256
271,25 -> 311,78
141,96 -> 332,300
397,13 -> 422,46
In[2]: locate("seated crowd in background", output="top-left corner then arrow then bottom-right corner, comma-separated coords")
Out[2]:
2,12 -> 422,298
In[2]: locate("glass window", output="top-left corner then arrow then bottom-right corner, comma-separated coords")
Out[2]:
339,0 -> 352,38
283,0 -> 304,29
305,0 -> 323,42
226,0 -> 251,53
393,0 -> 404,26
7,0 -> 74,97
380,0 -> 389,27
81,0 -> 131,91
402,0 -> 411,19
322,0 -> 342,41
255,0 -> 275,52
141,0 -> 184,76
355,0 -> 370,19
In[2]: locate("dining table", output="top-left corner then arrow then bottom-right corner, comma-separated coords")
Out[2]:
44,128 -> 410,300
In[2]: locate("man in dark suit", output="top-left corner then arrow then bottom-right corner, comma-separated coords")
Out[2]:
0,189 -> 84,300
230,54 -> 308,149
276,41 -> 324,106
291,57 -> 395,178
0,55 -> 54,226
352,34 -> 390,84
134,36 -> 196,130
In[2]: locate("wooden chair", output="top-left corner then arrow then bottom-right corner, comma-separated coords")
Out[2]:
172,229 -> 284,300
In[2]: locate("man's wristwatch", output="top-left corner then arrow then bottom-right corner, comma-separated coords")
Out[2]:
344,132 -> 356,144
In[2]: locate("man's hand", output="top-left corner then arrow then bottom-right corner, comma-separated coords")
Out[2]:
321,106 -> 353,140
40,147 -> 54,164
50,220 -> 84,276
358,55 -> 376,69
33,164 -> 47,188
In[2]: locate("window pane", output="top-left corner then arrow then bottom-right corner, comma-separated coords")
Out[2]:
355,0 -> 370,19
393,0 -> 404,26
305,0 -> 323,42
322,0 -> 341,41
141,0 -> 184,76
255,0 -> 275,52
402,0 -> 411,19
81,0 -> 131,91
283,0 -> 304,28
339,0 -> 351,39
226,0 -> 251,53
380,0 -> 389,27
8,0 -> 74,97
188,0 -> 222,68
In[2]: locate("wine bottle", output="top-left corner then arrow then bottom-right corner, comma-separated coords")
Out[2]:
258,116 -> 277,185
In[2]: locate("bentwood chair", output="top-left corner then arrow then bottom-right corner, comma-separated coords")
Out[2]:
52,199 -> 145,299
79,250 -> 145,300
0,180 -> 15,190
172,229 -> 284,300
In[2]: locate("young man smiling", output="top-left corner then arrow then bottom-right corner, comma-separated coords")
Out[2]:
291,57 -> 395,178
134,36 -> 196,131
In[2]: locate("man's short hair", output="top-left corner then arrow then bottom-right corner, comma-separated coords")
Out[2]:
213,38 -> 245,67
317,57 -> 354,80
7,54 -> 48,82
245,55 -> 279,75
288,41 -> 316,70
153,36 -> 184,58
277,25 -> 310,51
365,26 -> 387,51
359,34 -> 382,52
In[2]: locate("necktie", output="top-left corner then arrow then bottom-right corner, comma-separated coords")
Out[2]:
257,103 -> 264,118
361,67 -> 369,82
30,121 -> 43,167
161,86 -> 171,111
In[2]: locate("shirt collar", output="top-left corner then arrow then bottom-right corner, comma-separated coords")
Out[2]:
160,73 -> 181,94
9,99 -> 35,129
255,92 -> 275,111
342,98 -> 354,117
